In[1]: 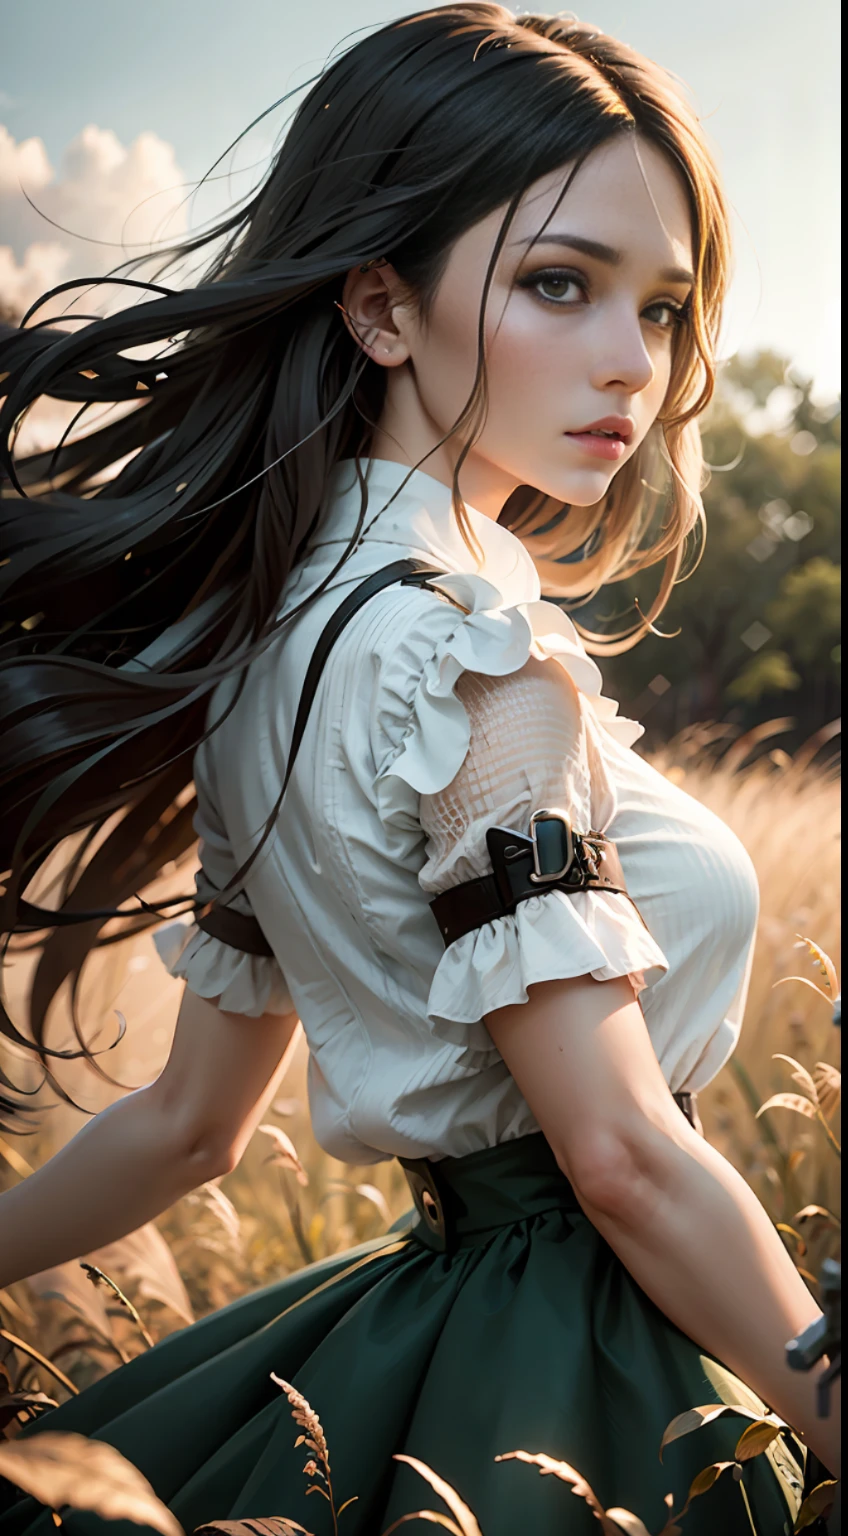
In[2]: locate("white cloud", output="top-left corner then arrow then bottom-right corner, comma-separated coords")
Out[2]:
0,122 -> 188,322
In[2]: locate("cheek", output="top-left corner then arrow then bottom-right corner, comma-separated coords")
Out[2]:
649,339 -> 675,403
413,292 -> 484,422
485,302 -> 577,412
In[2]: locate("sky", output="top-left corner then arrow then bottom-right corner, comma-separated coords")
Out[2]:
1,0 -> 842,397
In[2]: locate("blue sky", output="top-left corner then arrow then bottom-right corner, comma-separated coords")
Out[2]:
1,0 -> 841,394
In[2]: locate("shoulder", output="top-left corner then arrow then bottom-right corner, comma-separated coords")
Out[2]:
346,573 -> 540,795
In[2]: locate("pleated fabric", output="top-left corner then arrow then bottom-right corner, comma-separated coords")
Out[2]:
0,1137 -> 804,1536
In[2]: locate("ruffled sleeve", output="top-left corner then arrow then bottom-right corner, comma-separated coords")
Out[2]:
375,577 -> 668,1058
153,741 -> 293,1019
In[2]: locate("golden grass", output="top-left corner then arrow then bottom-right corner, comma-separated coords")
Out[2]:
0,744 -> 841,1367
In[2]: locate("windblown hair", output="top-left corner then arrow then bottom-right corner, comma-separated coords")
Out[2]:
0,4 -> 730,1091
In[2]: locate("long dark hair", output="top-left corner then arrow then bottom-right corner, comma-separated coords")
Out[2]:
0,4 -> 730,1090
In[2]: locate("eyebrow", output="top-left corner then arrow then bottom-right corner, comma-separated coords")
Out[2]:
513,231 -> 695,286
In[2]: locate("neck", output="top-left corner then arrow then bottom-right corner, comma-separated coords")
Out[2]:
370,374 -> 520,521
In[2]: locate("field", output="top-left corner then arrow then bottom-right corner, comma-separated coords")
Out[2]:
0,734 -> 841,1530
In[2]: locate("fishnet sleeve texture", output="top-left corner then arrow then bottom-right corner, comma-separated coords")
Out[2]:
419,657 -> 614,892
418,658 -> 669,1038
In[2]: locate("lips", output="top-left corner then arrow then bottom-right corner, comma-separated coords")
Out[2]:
564,415 -> 634,462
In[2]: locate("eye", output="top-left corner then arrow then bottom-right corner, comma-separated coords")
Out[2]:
518,267 -> 587,307
642,298 -> 689,329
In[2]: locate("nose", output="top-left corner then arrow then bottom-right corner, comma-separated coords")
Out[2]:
588,306 -> 655,397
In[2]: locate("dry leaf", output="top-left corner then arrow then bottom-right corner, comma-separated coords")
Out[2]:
659,1404 -> 779,1459
270,1097 -> 302,1118
756,1094 -> 818,1121
794,1204 -> 840,1229
0,1433 -> 182,1536
0,1286 -> 36,1328
0,1389 -> 57,1431
0,1328 -> 78,1397
198,1183 -> 242,1247
773,976 -> 833,1005
603,1511 -> 653,1535
793,1479 -> 839,1532
776,1224 -> 807,1257
494,1450 -> 617,1532
734,1420 -> 783,1460
795,935 -> 839,998
28,1262 -> 113,1341
773,1054 -> 818,1101
88,1224 -> 194,1325
686,1462 -> 737,1497
195,1522 -> 315,1536
392,1454 -> 484,1536
354,1183 -> 393,1226
381,1515 -> 464,1534
258,1125 -> 309,1186
812,1062 -> 841,1119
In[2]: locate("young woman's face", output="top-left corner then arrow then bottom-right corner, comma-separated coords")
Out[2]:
347,133 -> 696,518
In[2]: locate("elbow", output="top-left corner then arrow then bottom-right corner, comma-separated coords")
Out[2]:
177,1110 -> 247,1182
141,1087 -> 243,1186
181,1130 -> 242,1184
556,1129 -> 672,1229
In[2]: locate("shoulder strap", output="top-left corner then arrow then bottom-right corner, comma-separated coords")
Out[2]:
196,558 -> 446,956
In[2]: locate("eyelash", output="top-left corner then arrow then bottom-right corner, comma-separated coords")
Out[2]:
516,266 -> 690,328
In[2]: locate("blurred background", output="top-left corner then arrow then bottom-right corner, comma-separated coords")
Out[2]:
0,5 -> 841,1485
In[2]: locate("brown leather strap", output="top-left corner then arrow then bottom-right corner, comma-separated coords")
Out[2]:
430,821 -> 635,948
194,902 -> 275,957
674,1091 -> 704,1135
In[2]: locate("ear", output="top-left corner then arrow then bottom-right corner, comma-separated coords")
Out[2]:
338,262 -> 413,367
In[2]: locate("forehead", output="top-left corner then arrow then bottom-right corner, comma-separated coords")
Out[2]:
511,134 -> 694,270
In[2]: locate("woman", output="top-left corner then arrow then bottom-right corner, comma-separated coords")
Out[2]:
0,7 -> 839,1533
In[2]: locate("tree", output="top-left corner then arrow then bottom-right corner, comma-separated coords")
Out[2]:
590,353 -> 841,748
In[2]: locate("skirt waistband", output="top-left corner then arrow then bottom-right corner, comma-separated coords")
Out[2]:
397,1132 -> 580,1254
397,1093 -> 701,1255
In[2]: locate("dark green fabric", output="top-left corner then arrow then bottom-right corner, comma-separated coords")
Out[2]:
0,1134 -> 805,1535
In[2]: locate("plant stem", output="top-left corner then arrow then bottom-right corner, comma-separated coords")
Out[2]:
279,1172 -> 315,1266
0,1327 -> 79,1396
738,1472 -> 759,1536
79,1263 -> 155,1349
815,1110 -> 841,1158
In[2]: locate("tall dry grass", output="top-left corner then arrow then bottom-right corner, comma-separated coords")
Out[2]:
0,736 -> 841,1376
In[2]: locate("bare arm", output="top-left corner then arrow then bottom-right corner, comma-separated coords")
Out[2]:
486,974 -> 840,1476
0,988 -> 301,1289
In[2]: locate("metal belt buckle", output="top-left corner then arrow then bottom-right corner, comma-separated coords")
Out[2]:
528,808 -> 575,884
399,1158 -> 447,1252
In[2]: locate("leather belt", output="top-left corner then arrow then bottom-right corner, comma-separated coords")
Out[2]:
430,811 -> 634,948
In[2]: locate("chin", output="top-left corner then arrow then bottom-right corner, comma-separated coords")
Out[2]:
533,466 -> 619,507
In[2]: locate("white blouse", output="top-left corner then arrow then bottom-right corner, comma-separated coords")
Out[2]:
154,458 -> 759,1165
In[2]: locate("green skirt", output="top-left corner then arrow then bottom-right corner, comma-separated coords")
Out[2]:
0,1133 -> 807,1536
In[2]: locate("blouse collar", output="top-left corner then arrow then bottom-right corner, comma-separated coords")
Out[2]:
314,457 -> 542,607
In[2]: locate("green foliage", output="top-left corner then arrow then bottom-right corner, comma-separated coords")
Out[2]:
768,557 -> 841,666
588,352 -> 841,748
728,651 -> 800,704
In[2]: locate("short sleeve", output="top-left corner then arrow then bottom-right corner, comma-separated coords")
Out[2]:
153,740 -> 293,1018
371,576 -> 668,1059
419,662 -> 668,1045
